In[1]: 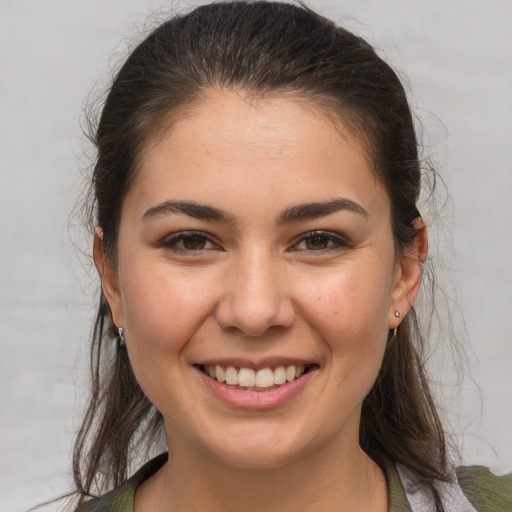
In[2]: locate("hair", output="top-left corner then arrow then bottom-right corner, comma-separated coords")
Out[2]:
74,0 -> 450,507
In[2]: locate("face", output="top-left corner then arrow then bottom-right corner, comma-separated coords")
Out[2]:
97,91 -> 422,469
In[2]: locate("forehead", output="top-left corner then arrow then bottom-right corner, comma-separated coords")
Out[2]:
129,91 -> 387,217
147,90 -> 374,159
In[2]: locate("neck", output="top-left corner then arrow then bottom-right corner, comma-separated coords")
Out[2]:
135,431 -> 387,512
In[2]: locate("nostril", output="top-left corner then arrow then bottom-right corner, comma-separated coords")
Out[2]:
214,294 -> 296,337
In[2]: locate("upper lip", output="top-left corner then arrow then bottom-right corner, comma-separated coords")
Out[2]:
195,357 -> 317,371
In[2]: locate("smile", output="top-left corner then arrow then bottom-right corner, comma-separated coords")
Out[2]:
199,364 -> 313,391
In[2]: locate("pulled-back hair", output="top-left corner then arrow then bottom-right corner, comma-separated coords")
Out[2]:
74,0 -> 449,505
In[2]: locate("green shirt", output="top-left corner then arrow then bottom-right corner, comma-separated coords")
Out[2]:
76,453 -> 512,512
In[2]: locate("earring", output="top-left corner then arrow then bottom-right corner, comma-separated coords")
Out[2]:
117,327 -> 126,348
393,311 -> 401,338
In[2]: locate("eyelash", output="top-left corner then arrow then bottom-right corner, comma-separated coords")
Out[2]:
161,230 -> 350,254
290,231 -> 351,253
162,231 -> 219,253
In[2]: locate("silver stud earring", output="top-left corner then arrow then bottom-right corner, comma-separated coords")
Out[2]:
118,327 -> 126,348
393,311 -> 401,338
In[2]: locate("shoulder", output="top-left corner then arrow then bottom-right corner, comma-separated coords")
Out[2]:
395,463 -> 512,512
74,481 -> 138,512
74,453 -> 168,512
455,465 -> 512,512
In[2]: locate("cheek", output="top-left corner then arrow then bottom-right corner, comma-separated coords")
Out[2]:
118,262 -> 218,354
116,264 -> 222,409
297,260 -> 393,358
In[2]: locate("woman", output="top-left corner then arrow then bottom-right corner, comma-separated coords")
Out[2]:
73,2 -> 511,511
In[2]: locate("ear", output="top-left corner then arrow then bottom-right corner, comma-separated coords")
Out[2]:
93,228 -> 125,328
389,218 -> 428,328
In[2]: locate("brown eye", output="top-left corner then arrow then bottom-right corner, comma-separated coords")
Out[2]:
292,231 -> 351,253
304,235 -> 330,250
182,234 -> 208,250
163,231 -> 217,252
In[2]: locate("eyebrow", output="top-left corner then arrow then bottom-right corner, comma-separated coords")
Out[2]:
277,198 -> 368,224
141,197 -> 368,224
142,200 -> 234,223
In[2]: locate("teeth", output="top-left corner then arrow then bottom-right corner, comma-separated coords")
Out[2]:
238,368 -> 255,387
255,368 -> 274,388
215,365 -> 226,383
286,365 -> 296,382
225,366 -> 238,386
274,366 -> 287,385
204,364 -> 309,389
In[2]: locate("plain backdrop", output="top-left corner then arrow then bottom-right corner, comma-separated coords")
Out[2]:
1,1 -> 511,510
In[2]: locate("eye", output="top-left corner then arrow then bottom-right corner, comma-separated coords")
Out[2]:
162,231 -> 218,252
292,231 -> 350,252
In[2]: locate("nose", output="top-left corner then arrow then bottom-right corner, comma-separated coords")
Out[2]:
215,251 -> 296,337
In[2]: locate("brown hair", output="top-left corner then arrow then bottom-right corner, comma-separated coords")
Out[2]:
75,0 -> 450,506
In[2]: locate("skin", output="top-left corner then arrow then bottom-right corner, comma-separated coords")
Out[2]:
95,91 -> 426,512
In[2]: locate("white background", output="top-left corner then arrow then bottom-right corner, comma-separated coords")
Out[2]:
1,1 -> 511,510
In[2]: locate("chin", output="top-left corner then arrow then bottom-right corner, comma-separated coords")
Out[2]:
213,443 -> 303,470
200,422 -> 324,471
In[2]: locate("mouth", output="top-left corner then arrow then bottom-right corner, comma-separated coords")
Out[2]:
197,364 -> 317,391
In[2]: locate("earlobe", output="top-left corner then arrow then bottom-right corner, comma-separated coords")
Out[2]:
389,218 -> 428,327
93,229 -> 124,326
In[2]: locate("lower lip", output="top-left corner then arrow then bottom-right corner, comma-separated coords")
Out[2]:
196,367 -> 317,410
